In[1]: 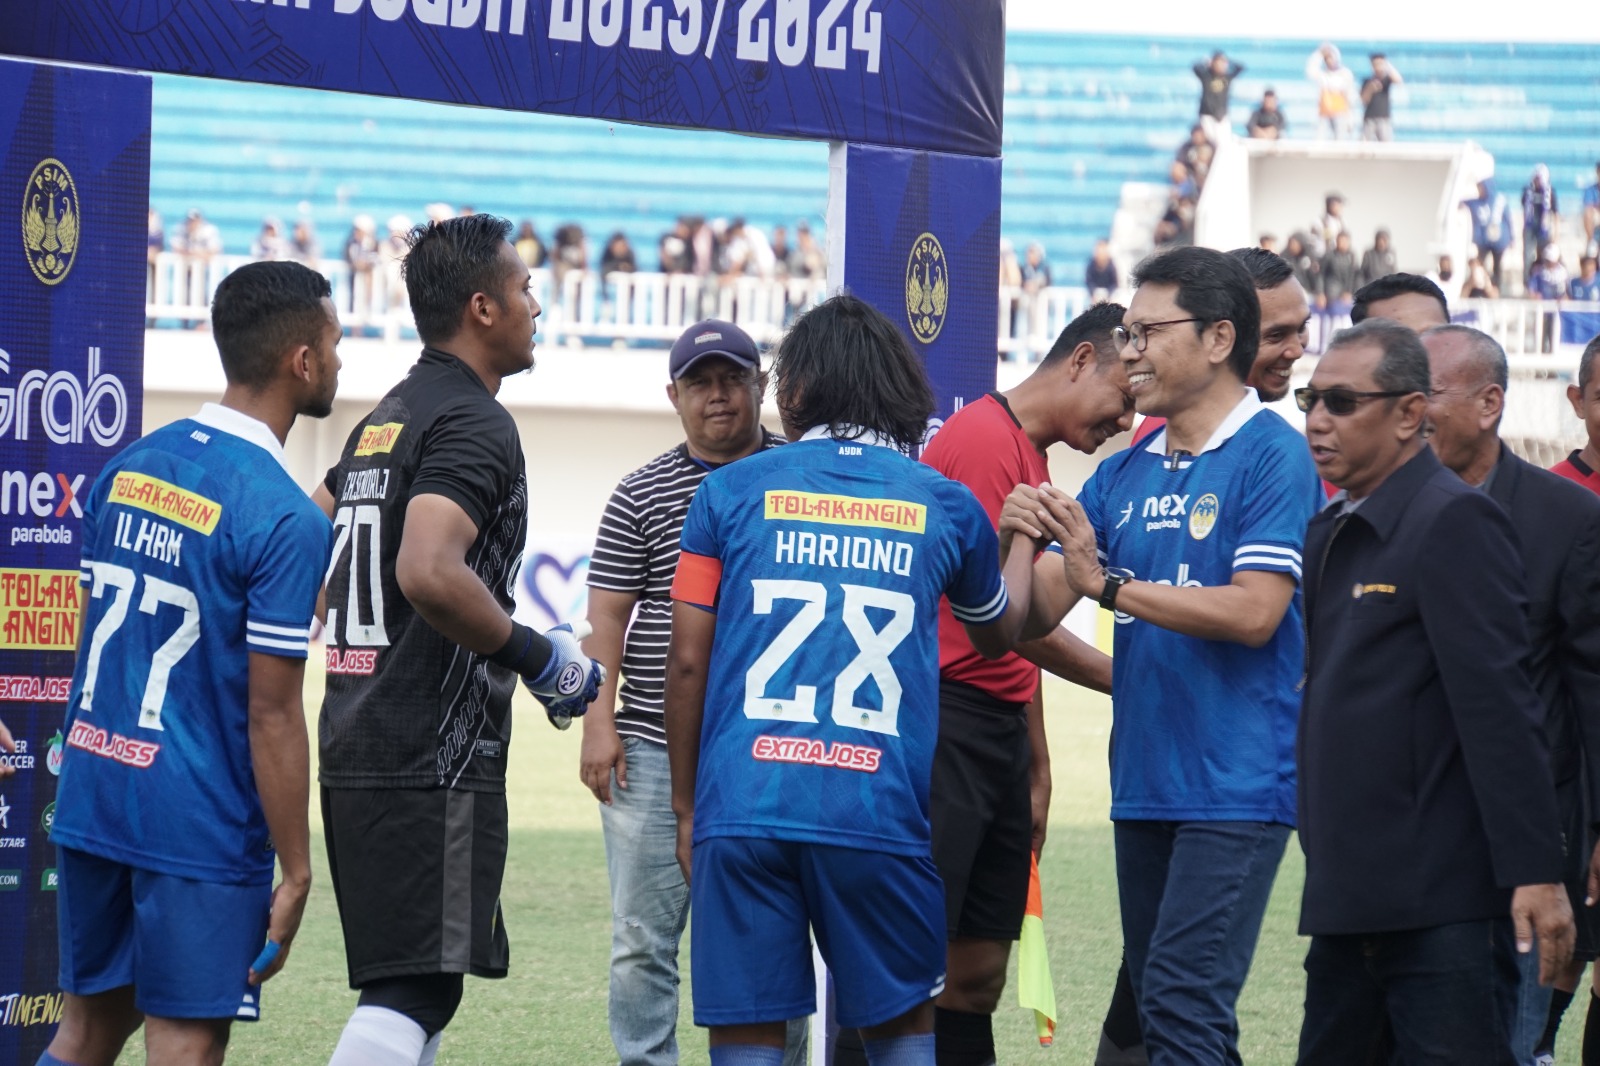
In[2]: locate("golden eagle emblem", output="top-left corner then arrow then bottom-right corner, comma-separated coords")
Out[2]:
22,158 -> 80,287
904,231 -> 948,345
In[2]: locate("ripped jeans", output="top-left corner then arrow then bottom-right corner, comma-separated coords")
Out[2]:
601,736 -> 693,1066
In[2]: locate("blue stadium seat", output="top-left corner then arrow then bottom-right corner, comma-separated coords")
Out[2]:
148,32 -> 1600,285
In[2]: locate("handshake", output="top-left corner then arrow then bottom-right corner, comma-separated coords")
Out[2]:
500,621 -> 606,730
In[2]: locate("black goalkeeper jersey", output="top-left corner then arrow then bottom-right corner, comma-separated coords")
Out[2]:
318,348 -> 528,792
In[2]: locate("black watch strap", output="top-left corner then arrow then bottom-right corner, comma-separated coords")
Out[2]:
1099,568 -> 1131,611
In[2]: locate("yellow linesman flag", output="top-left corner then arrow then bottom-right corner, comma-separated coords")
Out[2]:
1018,851 -> 1058,1046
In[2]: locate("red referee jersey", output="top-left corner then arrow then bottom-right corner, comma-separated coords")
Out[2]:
1551,450 -> 1600,495
921,393 -> 1047,703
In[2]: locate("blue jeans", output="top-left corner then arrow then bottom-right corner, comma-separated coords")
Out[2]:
1114,820 -> 1291,1066
1509,938 -> 1550,1065
600,736 -> 808,1065
1297,918 -> 1519,1065
601,736 -> 692,1066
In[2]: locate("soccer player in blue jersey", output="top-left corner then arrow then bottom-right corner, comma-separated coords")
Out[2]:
42,261 -> 342,1066
664,295 -> 1036,1066
1005,246 -> 1322,1065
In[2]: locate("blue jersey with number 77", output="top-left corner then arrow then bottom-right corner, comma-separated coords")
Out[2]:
671,433 -> 1007,856
51,406 -> 332,886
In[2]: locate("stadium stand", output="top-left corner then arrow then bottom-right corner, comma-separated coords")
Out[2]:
143,33 -> 1596,462
1001,33 -> 1600,277
151,33 -> 1598,291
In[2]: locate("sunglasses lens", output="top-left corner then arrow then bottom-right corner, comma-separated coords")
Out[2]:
1323,391 -> 1357,415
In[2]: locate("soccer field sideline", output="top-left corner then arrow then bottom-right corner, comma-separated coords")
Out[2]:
102,663 -> 1590,1064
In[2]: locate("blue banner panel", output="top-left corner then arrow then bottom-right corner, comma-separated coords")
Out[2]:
0,56 -> 149,1063
0,0 -> 1003,158
1561,310 -> 1600,348
833,141 -> 1001,424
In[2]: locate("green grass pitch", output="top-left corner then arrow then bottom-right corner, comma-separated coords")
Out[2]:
106,667 -> 1589,1064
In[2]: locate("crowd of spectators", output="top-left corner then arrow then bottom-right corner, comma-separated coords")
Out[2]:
149,204 -> 832,286
1185,43 -> 1404,144
148,148 -> 1600,347
1460,164 -> 1600,303
147,203 -> 839,331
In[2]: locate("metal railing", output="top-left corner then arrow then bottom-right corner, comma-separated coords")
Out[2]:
146,253 -> 827,347
148,253 -> 1600,363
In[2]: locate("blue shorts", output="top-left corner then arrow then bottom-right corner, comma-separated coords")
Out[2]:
689,836 -> 945,1030
57,846 -> 271,1020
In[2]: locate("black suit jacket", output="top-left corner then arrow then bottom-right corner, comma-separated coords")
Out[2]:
1298,447 -> 1565,936
1484,445 -> 1600,810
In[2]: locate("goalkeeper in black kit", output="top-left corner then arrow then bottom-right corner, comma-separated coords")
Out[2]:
312,214 -> 602,1066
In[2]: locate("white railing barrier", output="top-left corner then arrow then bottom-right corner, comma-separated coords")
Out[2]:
146,253 -> 829,347
147,254 -> 1600,371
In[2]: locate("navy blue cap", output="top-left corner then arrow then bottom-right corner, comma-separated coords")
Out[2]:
669,319 -> 760,380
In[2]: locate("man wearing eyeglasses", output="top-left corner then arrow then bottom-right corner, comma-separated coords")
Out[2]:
1101,244 -> 1312,1065
1419,325 -> 1600,1065
1004,246 -> 1321,1064
1295,318 -> 1573,1063
1128,247 -> 1310,452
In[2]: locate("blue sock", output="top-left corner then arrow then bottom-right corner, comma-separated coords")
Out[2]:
864,1032 -> 936,1066
709,1045 -> 785,1066
37,1052 -> 78,1066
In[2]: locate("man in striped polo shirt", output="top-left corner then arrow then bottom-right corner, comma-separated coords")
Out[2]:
580,319 -> 800,1066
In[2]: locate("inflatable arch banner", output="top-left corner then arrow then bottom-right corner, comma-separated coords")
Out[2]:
0,3 -> 1004,1060
0,57 -> 151,1062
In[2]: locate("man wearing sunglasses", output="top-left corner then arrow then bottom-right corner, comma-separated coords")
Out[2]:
1296,318 -> 1573,1063
1420,325 -> 1600,1065
1005,246 -> 1321,1064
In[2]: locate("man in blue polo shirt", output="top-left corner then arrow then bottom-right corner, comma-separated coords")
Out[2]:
1005,246 -> 1321,1064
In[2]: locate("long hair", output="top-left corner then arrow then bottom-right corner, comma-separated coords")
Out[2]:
772,294 -> 935,451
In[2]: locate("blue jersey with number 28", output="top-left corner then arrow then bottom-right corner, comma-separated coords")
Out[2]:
52,408 -> 332,885
674,433 -> 1007,856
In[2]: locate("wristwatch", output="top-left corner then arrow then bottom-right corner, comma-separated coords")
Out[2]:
1098,567 -> 1134,611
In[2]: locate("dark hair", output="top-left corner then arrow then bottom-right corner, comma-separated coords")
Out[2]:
1129,245 -> 1260,380
402,213 -> 516,344
772,294 -> 934,451
1371,51 -> 1386,60
210,260 -> 332,389
1580,334 -> 1600,393
1327,319 -> 1431,395
1227,247 -> 1295,290
1350,273 -> 1450,325
1421,324 -> 1508,390
1038,302 -> 1125,370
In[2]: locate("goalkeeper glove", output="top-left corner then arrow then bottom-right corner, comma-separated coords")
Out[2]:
520,622 -> 605,730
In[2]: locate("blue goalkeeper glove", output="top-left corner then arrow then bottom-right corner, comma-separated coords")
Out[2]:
521,622 -> 605,730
